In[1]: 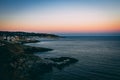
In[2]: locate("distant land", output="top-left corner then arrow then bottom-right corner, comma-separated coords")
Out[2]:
0,31 -> 60,38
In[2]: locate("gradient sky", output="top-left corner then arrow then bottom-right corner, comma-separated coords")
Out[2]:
0,0 -> 120,33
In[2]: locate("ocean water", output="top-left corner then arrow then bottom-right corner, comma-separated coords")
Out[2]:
26,36 -> 120,80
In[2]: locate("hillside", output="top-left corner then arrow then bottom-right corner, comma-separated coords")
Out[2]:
0,31 -> 60,38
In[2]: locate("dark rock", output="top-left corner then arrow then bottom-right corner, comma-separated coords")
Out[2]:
46,57 -> 78,70
0,41 -> 53,80
20,40 -> 40,44
23,46 -> 53,54
0,40 -> 78,80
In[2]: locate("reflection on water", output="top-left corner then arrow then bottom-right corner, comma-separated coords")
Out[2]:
26,36 -> 120,80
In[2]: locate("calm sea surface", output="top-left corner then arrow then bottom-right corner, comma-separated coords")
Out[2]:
26,36 -> 120,80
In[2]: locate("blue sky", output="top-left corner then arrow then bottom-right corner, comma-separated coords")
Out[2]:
0,0 -> 120,34
0,0 -> 119,14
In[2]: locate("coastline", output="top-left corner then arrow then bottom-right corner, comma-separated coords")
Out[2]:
0,40 -> 78,80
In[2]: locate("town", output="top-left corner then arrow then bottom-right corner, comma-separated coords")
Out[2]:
0,31 -> 59,45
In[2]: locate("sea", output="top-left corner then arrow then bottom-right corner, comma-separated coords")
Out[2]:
26,36 -> 120,80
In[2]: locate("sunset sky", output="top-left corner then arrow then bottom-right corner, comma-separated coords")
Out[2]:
0,0 -> 120,34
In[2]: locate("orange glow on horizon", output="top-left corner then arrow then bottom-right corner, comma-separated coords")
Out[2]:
0,17 -> 120,33
0,24 -> 120,33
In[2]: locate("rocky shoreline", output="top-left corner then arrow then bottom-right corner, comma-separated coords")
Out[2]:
20,40 -> 40,44
0,40 -> 78,80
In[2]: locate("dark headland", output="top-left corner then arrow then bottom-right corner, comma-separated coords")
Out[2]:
0,31 -> 78,80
